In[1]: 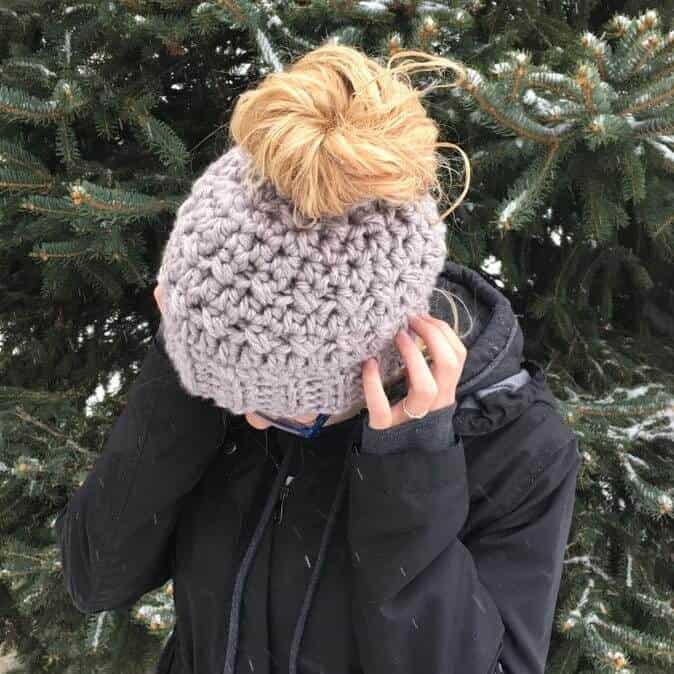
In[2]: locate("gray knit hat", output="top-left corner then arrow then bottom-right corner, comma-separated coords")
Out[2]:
156,144 -> 447,417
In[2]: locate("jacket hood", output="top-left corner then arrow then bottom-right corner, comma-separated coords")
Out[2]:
435,259 -> 524,397
378,258 -> 547,439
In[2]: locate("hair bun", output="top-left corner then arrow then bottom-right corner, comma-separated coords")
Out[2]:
228,44 -> 468,225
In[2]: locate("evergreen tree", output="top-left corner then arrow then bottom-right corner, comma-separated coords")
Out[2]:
0,1 -> 671,672
549,346 -> 674,673
451,8 -> 674,378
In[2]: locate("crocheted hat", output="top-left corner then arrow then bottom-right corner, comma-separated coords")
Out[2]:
156,144 -> 447,417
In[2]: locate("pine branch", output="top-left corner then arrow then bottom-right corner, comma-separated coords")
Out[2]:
212,0 -> 286,72
468,137 -> 539,174
580,31 -> 610,82
68,180 -> 179,218
620,147 -> 646,203
619,451 -> 674,519
459,68 -> 574,143
0,167 -> 53,193
583,114 -> 632,150
580,176 -> 629,242
120,10 -> 190,55
645,138 -> 674,173
629,111 -> 674,137
29,238 -> 99,263
643,53 -> 674,86
631,588 -> 674,623
19,195 -> 86,219
651,213 -> 674,241
0,138 -> 51,178
521,89 -> 584,124
102,226 -> 150,287
620,74 -> 674,115
589,614 -> 674,666
261,2 -> 319,52
75,258 -> 127,298
128,109 -> 190,172
523,70 -> 584,102
491,49 -> 535,99
639,225 -> 672,272
493,141 -> 562,231
576,62 -> 605,117
583,619 -> 630,672
12,405 -> 93,457
254,22 -> 285,73
0,57 -> 59,84
0,85 -> 76,124
55,121 -> 82,168
605,11 -> 660,83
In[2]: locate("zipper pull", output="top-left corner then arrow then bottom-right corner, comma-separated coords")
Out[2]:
275,475 -> 295,524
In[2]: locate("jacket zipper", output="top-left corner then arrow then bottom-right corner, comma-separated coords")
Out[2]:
275,475 -> 295,524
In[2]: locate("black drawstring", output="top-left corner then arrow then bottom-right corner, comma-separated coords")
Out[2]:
223,416 -> 362,674
288,441 -> 353,674
222,440 -> 298,674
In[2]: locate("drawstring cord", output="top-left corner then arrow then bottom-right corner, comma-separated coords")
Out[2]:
288,441 -> 353,674
223,441 -> 298,674
223,414 -> 362,674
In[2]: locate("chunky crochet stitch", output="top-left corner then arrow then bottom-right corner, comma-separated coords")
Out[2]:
156,144 -> 448,417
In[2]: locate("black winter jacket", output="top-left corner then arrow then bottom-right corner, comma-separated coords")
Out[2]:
55,259 -> 582,674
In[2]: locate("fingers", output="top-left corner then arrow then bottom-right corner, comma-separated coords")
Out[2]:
362,358 -> 394,430
361,313 -> 467,430
420,313 -> 467,364
408,314 -> 464,407
393,328 -> 438,415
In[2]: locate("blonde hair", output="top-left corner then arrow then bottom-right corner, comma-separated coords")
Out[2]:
229,43 -> 470,226
229,44 -> 473,397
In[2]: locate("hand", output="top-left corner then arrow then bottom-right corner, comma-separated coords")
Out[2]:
362,314 -> 467,431
154,283 -> 164,315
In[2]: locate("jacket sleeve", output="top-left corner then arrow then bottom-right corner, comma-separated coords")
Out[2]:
54,321 -> 226,614
347,403 -> 581,674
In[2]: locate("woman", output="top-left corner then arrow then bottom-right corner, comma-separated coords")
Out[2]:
55,45 -> 581,674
